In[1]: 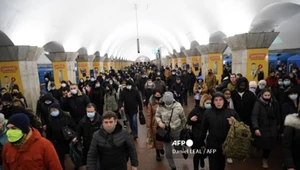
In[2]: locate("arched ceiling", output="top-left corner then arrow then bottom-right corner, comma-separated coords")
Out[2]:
0,0 -> 299,60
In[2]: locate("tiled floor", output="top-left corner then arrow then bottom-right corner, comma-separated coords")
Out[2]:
67,95 -> 284,170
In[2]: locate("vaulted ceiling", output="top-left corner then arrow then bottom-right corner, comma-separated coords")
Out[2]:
0,0 -> 300,60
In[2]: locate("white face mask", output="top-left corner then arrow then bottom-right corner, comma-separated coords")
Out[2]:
71,89 -> 77,94
127,85 -> 132,90
61,83 -> 66,87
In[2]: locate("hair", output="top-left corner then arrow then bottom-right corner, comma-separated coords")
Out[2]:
230,73 -> 236,77
261,88 -> 272,96
200,94 -> 212,108
86,103 -> 97,111
70,83 -> 78,87
102,111 -> 118,120
236,73 -> 243,77
153,89 -> 162,95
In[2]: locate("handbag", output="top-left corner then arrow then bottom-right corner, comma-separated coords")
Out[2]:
156,109 -> 174,142
62,115 -> 76,141
180,123 -> 193,143
139,111 -> 146,125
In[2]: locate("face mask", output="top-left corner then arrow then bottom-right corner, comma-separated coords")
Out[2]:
278,67 -> 282,71
51,110 -> 59,117
45,101 -> 52,105
157,73 -> 160,75
289,94 -> 298,101
127,85 -> 132,90
293,70 -> 297,73
156,78 -> 160,81
165,103 -> 172,108
278,81 -> 283,86
249,88 -> 256,93
262,97 -> 271,102
204,103 -> 212,109
71,89 -> 77,94
237,87 -> 246,92
7,129 -> 23,143
109,81 -> 113,85
91,78 -> 95,81
259,85 -> 265,90
154,96 -> 161,101
80,80 -> 84,83
95,84 -> 100,87
87,112 -> 95,118
284,81 -> 290,86
172,72 -> 176,75
51,87 -> 56,90
61,83 -> 66,87
104,124 -> 116,133
148,82 -> 154,86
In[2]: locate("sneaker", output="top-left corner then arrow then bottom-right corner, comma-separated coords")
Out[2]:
262,159 -> 268,168
227,158 -> 233,164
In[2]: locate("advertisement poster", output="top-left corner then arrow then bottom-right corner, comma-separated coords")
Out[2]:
191,56 -> 201,75
103,62 -> 108,72
0,62 -> 23,93
247,48 -> 268,81
180,57 -> 187,69
77,62 -> 89,79
208,53 -> 223,82
52,62 -> 68,88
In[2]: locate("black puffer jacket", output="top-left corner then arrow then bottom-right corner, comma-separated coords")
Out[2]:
187,106 -> 206,149
199,92 -> 240,149
283,113 -> 300,170
87,123 -> 138,170
76,113 -> 102,151
251,96 -> 279,150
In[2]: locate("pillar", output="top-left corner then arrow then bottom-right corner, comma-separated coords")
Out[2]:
182,47 -> 201,74
93,55 -> 101,75
198,43 -> 228,82
77,55 -> 95,79
47,52 -> 78,87
226,32 -> 279,81
0,46 -> 44,110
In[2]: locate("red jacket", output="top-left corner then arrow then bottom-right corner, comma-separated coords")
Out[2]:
2,128 -> 62,170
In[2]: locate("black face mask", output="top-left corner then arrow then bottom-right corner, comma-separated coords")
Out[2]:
154,96 -> 161,101
156,78 -> 160,81
262,98 -> 271,102
237,87 -> 246,92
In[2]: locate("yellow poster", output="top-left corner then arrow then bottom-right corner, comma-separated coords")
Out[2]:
180,57 -> 187,68
52,62 -> 68,88
247,48 -> 269,81
0,62 -> 23,93
103,62 -> 108,71
191,56 -> 201,75
77,62 -> 89,79
208,53 -> 223,82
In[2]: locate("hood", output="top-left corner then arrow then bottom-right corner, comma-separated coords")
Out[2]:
236,77 -> 249,90
211,92 -> 228,110
12,98 -> 26,107
42,93 -> 55,102
284,113 -> 300,130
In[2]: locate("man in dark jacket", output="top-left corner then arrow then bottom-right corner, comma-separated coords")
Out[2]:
73,103 -> 102,166
119,81 -> 143,139
36,93 -> 57,130
87,111 -> 138,170
199,92 -> 240,170
231,77 -> 256,129
60,84 -> 90,124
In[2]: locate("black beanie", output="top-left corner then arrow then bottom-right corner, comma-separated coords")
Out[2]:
7,113 -> 30,134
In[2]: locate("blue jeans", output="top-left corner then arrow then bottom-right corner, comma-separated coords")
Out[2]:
127,113 -> 138,137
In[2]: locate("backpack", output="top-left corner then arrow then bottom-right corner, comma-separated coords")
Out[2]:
222,118 -> 252,161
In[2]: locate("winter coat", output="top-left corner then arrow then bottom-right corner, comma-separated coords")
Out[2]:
231,90 -> 256,128
46,111 -> 77,142
204,74 -> 217,90
251,97 -> 279,150
89,86 -> 106,111
146,95 -> 163,150
155,101 -> 186,131
171,82 -> 185,98
193,82 -> 208,95
187,106 -> 206,149
104,91 -> 118,112
167,75 -> 177,89
118,88 -> 143,116
76,113 -> 102,152
87,123 -> 138,170
282,100 -> 298,121
199,92 -> 240,149
283,113 -> 300,170
2,128 -> 62,170
60,90 -> 90,123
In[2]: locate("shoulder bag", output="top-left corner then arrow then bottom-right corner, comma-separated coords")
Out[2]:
156,108 -> 174,142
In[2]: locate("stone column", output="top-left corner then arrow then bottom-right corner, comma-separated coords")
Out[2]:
46,52 -> 78,86
198,43 -> 227,82
0,46 -> 44,110
226,32 -> 279,81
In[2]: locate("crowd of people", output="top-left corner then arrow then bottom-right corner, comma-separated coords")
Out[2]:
0,62 -> 299,170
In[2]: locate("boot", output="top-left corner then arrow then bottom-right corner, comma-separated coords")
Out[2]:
156,150 -> 161,161
160,149 -> 165,155
200,158 -> 205,168
193,155 -> 199,170
262,159 -> 268,168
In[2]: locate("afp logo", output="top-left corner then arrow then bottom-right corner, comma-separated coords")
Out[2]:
172,139 -> 194,147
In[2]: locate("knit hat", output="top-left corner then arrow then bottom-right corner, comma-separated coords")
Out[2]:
49,103 -> 60,110
162,91 -> 175,105
249,81 -> 257,88
7,113 -> 30,134
1,93 -> 13,102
